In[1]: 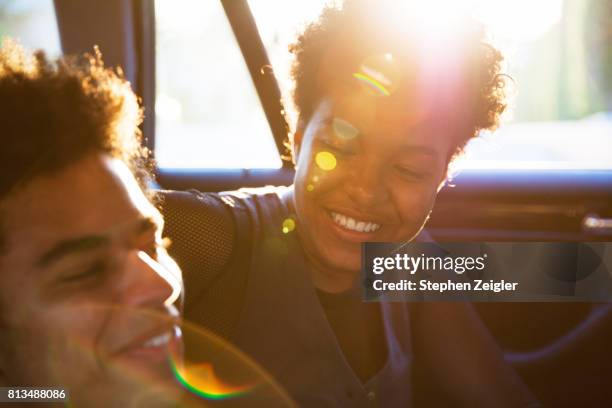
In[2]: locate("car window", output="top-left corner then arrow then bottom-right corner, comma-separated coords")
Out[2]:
248,0 -> 612,171
0,0 -> 61,57
155,0 -> 282,169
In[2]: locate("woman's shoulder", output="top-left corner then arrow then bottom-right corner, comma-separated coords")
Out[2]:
222,185 -> 292,209
156,187 -> 290,338
156,186 -> 292,276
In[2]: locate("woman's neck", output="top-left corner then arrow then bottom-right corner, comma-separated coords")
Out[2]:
305,255 -> 358,294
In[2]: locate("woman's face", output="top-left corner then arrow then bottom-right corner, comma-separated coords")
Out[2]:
291,92 -> 455,276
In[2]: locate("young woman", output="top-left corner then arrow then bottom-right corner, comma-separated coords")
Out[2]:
163,1 -> 538,406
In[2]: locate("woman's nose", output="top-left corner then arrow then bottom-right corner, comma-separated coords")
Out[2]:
345,157 -> 389,208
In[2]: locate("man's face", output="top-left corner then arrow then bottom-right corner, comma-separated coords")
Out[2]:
292,90 -> 457,278
0,154 -> 183,407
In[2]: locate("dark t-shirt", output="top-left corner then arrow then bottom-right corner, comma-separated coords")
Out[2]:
316,288 -> 388,383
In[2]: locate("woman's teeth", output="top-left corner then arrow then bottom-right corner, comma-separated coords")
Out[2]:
331,212 -> 381,233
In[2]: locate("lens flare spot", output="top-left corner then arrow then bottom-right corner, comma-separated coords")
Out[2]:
353,53 -> 401,97
313,175 -> 320,183
332,117 -> 360,140
315,151 -> 337,171
91,307 -> 294,406
282,218 -> 296,234
263,237 -> 289,257
171,361 -> 255,400
352,72 -> 390,96
306,184 -> 314,192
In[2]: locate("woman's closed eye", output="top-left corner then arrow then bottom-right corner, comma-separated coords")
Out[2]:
394,165 -> 428,180
319,138 -> 356,156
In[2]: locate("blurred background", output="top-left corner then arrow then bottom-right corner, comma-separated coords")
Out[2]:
1,0 -> 610,170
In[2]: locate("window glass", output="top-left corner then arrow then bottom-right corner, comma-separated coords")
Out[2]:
0,0 -> 61,57
155,0 -> 282,169
249,0 -> 612,170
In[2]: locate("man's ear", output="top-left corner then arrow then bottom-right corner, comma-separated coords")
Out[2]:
292,117 -> 306,165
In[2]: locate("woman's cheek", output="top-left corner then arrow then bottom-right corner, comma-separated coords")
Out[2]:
302,151 -> 347,194
393,184 -> 437,235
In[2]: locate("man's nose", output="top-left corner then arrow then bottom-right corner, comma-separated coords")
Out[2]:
119,250 -> 182,307
345,157 -> 389,208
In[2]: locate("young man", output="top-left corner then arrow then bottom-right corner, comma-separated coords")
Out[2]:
163,0 -> 538,406
0,40 -> 184,407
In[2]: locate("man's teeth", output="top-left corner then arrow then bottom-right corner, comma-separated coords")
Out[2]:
143,332 -> 171,348
331,212 -> 380,233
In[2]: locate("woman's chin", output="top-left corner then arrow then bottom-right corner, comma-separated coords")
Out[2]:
318,243 -> 362,274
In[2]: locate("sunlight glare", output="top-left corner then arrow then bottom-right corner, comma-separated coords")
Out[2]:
475,0 -> 563,42
248,0 -> 564,49
384,0 -> 563,44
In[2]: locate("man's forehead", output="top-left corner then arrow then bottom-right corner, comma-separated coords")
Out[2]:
1,154 -> 160,256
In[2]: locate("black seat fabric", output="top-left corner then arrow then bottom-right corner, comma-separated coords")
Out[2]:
158,189 -> 249,340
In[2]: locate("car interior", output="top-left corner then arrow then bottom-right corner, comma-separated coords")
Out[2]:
3,0 -> 612,406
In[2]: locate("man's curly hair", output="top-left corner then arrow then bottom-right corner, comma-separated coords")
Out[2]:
0,38 -> 152,200
288,0 -> 507,158
0,39 -> 153,252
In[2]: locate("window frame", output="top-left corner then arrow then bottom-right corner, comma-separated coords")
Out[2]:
148,0 -> 293,176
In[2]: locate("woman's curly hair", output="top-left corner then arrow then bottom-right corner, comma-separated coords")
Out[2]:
288,0 -> 507,157
0,38 -> 152,200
